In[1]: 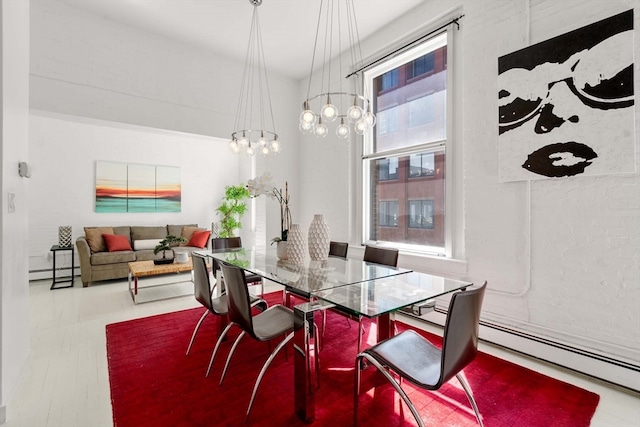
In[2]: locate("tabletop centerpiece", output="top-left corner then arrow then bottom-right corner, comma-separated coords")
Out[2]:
247,173 -> 292,259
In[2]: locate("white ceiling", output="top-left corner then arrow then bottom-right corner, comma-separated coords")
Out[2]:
59,0 -> 425,80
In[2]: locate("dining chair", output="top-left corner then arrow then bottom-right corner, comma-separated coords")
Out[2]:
211,237 -> 264,297
186,253 -> 267,359
354,281 -> 487,427
351,245 -> 400,352
211,263 -> 319,423
329,241 -> 349,259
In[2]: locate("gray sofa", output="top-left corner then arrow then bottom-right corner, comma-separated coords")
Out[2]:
76,224 -> 209,287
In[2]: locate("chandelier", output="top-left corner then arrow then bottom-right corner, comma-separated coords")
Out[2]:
228,0 -> 280,156
299,0 -> 376,139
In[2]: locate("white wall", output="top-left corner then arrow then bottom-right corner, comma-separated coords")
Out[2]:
28,111 -> 243,278
24,0 -> 640,392
1,0 -> 31,420
297,0 -> 640,390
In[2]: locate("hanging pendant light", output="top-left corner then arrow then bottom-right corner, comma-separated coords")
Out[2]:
229,0 -> 280,156
299,0 -> 376,139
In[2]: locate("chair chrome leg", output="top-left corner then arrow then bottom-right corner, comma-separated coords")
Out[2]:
245,332 -> 295,423
186,309 -> 209,355
456,372 -> 484,427
358,353 -> 425,427
354,354 -> 363,427
219,331 -> 246,385
357,317 -> 363,353
206,322 -> 233,377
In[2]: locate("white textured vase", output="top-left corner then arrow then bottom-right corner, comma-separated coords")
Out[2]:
308,214 -> 330,261
287,224 -> 306,264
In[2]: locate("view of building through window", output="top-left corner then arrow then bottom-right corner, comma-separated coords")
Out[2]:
364,32 -> 449,254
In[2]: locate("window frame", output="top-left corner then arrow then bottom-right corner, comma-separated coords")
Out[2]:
361,29 -> 456,257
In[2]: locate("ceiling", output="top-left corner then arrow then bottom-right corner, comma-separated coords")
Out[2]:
59,0 -> 425,80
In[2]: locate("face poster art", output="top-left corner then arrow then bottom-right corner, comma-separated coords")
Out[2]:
498,9 -> 634,181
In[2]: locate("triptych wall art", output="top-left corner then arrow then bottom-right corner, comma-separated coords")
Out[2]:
95,161 -> 181,213
498,9 -> 635,181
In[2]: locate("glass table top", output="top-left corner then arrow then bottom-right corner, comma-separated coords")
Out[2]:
197,248 -> 412,295
312,271 -> 472,318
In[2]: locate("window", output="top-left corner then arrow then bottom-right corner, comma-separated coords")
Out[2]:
377,157 -> 398,181
408,200 -> 434,229
408,52 -> 435,79
380,69 -> 399,91
409,152 -> 435,178
363,31 -> 451,255
377,106 -> 399,135
379,201 -> 398,227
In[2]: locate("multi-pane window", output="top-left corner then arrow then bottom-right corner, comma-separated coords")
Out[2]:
408,52 -> 435,79
377,157 -> 398,181
380,69 -> 399,91
379,201 -> 398,227
377,106 -> 399,135
409,152 -> 435,178
363,31 -> 451,255
408,200 -> 435,229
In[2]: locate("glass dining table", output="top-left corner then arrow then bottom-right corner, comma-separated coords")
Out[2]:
198,247 -> 472,423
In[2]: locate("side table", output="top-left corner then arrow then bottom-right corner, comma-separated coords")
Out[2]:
50,245 -> 74,290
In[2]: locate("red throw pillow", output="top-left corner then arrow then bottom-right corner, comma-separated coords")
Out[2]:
187,229 -> 211,249
103,234 -> 133,252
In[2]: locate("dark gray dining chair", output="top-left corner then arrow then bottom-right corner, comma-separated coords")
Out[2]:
329,241 -> 349,259
211,237 -> 264,297
352,245 -> 400,351
186,253 -> 267,364
210,263 -> 318,423
354,281 -> 487,427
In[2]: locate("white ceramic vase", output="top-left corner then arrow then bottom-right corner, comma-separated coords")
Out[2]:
308,214 -> 330,261
286,224 -> 306,264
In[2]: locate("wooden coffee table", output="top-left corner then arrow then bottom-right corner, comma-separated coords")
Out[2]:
128,258 -> 194,304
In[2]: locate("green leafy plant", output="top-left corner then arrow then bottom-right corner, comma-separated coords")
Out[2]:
153,235 -> 187,259
216,185 -> 251,238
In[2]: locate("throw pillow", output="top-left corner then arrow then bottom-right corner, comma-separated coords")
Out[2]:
187,229 -> 211,249
103,234 -> 133,252
84,227 -> 114,252
133,239 -> 162,251
181,226 -> 203,246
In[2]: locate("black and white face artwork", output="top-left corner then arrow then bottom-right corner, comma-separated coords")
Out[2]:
498,9 -> 634,181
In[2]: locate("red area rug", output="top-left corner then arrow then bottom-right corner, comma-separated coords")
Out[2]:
107,292 -> 599,426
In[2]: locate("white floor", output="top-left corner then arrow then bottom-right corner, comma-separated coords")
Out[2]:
3,277 -> 640,426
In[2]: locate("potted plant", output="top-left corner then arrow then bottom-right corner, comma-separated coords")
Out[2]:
216,185 -> 251,238
247,174 -> 291,259
153,235 -> 187,265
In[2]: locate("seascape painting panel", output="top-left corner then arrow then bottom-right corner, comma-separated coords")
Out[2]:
95,161 -> 182,213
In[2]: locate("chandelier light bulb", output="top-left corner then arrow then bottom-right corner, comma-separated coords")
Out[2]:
246,145 -> 255,156
347,105 -> 364,123
354,119 -> 367,135
238,133 -> 249,147
314,120 -> 328,138
261,145 -> 270,155
336,119 -> 350,138
299,120 -> 314,133
321,100 -> 338,123
270,138 -> 280,153
258,135 -> 267,147
229,139 -> 240,154
300,109 -> 315,124
362,111 -> 377,128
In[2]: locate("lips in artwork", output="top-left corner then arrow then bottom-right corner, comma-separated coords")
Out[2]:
522,142 -> 597,177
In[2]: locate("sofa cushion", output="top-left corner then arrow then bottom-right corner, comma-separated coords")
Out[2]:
167,224 -> 198,237
131,226 -> 167,242
91,250 -> 135,265
133,239 -> 162,251
84,227 -> 114,252
103,234 -> 133,252
180,226 -> 203,243
187,229 -> 211,249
